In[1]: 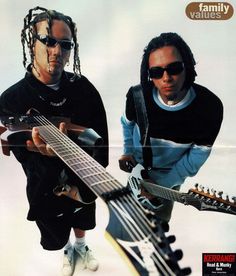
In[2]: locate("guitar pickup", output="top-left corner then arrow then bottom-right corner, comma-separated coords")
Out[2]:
53,184 -> 71,196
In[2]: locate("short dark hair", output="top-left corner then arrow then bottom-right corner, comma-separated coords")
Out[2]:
140,32 -> 197,90
21,6 -> 81,80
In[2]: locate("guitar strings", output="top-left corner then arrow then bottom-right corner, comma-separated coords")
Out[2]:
110,196 -> 177,275
87,172 -> 179,274
33,115 -> 178,275
108,202 -> 167,274
119,194 -> 177,275
34,116 -> 124,193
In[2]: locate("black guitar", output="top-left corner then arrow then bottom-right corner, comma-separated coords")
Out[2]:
129,163 -> 236,216
0,114 -> 191,276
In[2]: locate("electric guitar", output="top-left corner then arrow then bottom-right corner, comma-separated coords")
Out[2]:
129,163 -> 236,216
0,114 -> 191,276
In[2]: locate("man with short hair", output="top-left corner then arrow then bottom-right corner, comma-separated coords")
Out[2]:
0,7 -> 108,276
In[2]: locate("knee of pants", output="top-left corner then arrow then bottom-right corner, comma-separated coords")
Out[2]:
40,233 -> 69,251
36,220 -> 71,251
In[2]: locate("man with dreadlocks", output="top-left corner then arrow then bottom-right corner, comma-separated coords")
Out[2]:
0,6 -> 108,276
119,32 -> 223,222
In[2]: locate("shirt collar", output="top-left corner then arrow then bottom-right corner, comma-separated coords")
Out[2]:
152,86 -> 196,111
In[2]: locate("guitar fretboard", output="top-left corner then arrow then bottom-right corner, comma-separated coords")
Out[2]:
142,181 -> 186,203
35,119 -> 123,199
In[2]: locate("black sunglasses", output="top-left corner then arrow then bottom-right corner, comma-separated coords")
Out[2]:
34,34 -> 74,51
149,61 -> 184,79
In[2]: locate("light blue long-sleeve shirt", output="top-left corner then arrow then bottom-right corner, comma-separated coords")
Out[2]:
121,87 -> 213,188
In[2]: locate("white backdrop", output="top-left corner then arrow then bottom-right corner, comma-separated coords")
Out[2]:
0,1 -> 236,275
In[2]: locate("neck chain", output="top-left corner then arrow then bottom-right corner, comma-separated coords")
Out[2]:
38,95 -> 67,107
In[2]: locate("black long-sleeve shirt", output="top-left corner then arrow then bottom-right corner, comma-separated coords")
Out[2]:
0,71 -> 109,220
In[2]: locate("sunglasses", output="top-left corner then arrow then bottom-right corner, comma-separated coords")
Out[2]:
34,34 -> 74,51
149,61 -> 184,79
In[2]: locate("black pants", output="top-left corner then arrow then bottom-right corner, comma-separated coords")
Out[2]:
36,202 -> 96,250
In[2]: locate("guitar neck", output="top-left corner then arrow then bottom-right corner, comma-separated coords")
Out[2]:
37,119 -> 122,199
142,179 -> 236,215
141,180 -> 185,203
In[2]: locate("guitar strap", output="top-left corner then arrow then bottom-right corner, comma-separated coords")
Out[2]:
132,85 -> 153,169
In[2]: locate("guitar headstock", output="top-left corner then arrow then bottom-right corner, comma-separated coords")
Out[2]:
105,188 -> 191,275
0,114 -> 67,130
0,115 -> 29,131
144,210 -> 192,275
186,183 -> 236,215
0,114 -> 82,132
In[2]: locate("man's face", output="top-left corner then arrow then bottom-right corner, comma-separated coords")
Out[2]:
148,46 -> 186,104
33,19 -> 72,84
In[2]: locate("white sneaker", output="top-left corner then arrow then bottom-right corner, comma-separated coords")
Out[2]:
62,248 -> 75,276
76,246 -> 99,271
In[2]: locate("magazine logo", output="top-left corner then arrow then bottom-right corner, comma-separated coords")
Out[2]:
186,2 -> 234,20
202,253 -> 236,275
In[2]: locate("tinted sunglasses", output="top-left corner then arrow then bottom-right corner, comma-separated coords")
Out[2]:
149,61 -> 184,79
34,34 -> 74,51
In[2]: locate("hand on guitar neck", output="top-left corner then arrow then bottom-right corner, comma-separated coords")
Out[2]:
119,154 -> 155,197
0,114 -> 100,204
121,160 -> 163,212
26,122 -> 67,157
118,154 -> 136,172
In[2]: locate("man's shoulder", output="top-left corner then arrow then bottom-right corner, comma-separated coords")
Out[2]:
1,77 -> 27,96
192,83 -> 223,121
193,83 -> 223,107
65,72 -> 92,86
65,72 -> 99,96
193,83 -> 221,100
0,78 -> 26,108
0,77 -> 28,113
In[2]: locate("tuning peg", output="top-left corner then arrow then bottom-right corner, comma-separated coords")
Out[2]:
211,188 -> 216,196
194,183 -> 199,190
173,249 -> 183,261
226,194 -> 230,202
160,221 -> 169,232
158,241 -> 167,249
199,185 -> 204,192
218,191 -> 223,198
206,187 -> 210,194
167,235 -> 176,244
8,117 -> 15,124
181,267 -> 192,275
231,196 -> 236,202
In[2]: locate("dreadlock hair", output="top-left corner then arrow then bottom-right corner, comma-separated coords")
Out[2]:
21,6 -> 81,80
140,32 -> 197,91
